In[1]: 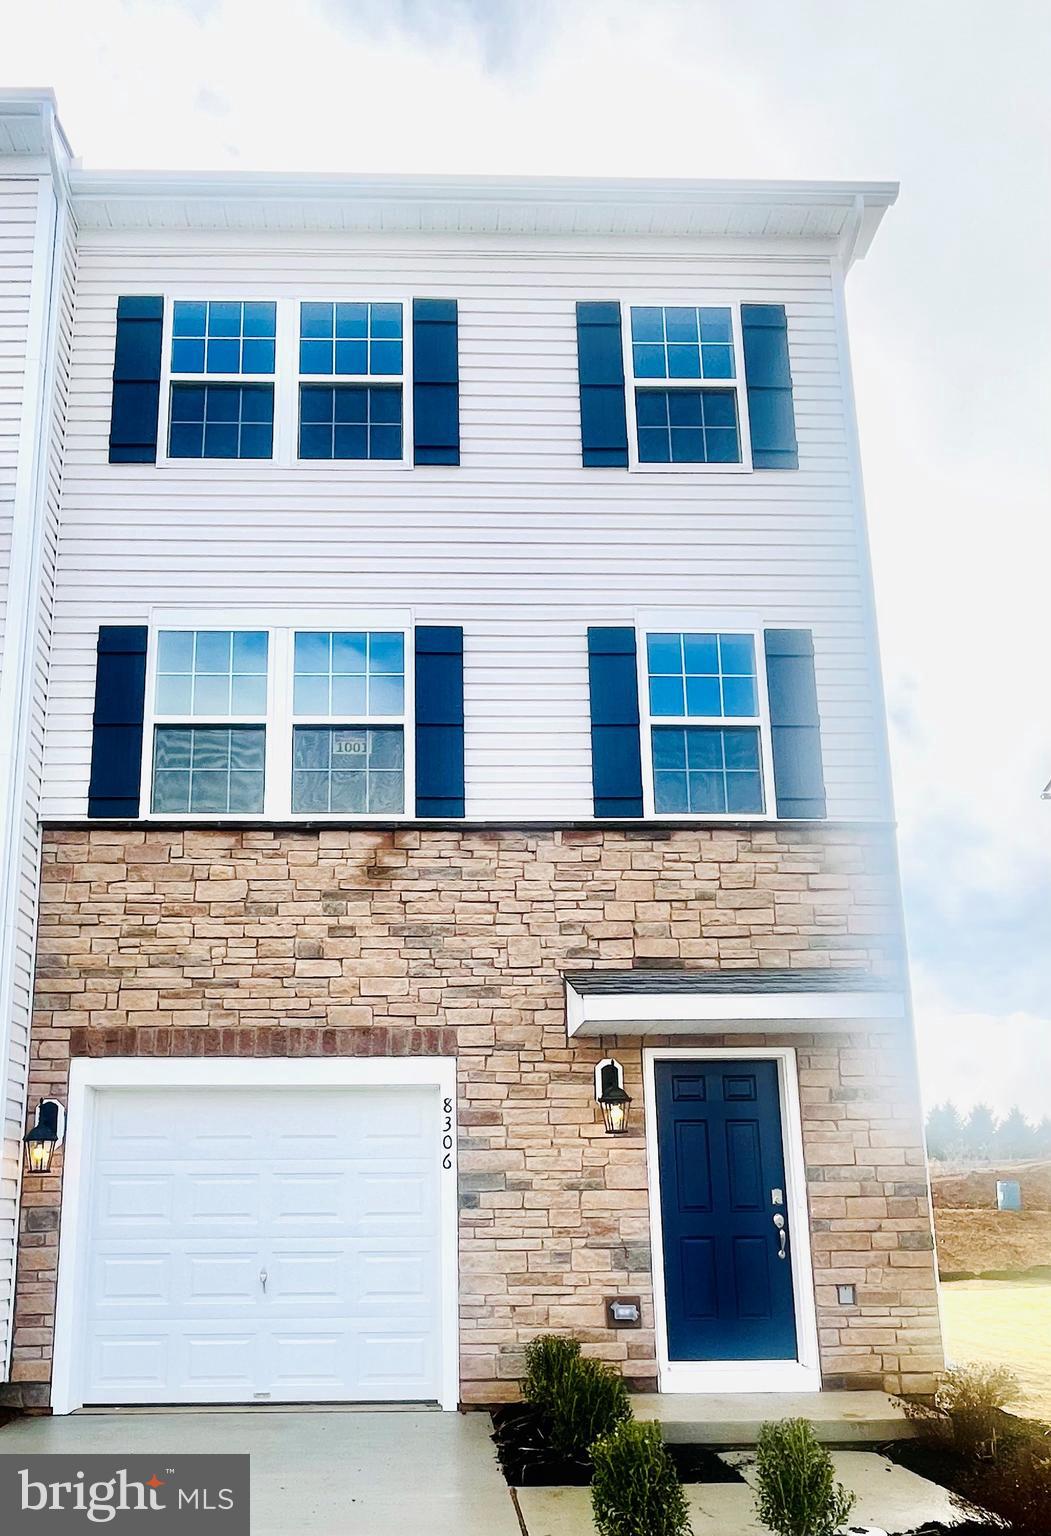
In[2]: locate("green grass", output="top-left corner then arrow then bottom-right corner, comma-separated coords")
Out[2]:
941,1279 -> 1051,1420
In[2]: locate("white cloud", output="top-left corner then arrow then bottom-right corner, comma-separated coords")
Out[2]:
913,967 -> 1051,1121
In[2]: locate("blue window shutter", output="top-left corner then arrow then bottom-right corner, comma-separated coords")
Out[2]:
741,304 -> 798,470
109,296 -> 164,464
415,626 -> 464,816
88,626 -> 148,817
576,302 -> 628,468
587,627 -> 643,816
764,629 -> 826,818
413,299 -> 459,465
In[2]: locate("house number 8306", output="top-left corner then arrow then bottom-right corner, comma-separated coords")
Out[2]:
441,1097 -> 453,1169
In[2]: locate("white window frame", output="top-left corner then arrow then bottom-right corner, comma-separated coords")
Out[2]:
636,615 -> 776,821
141,625 -> 274,820
141,616 -> 414,821
293,298 -> 413,469
284,627 -> 415,821
155,296 -> 414,470
622,297 -> 753,474
158,297 -> 281,467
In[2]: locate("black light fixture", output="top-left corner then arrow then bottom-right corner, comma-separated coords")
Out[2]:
23,1099 -> 65,1174
595,1058 -> 632,1136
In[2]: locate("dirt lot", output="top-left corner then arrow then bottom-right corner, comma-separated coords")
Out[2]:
931,1159 -> 1051,1210
941,1279 -> 1051,1421
934,1209 -> 1051,1276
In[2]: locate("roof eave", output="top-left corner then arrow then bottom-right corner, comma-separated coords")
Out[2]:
66,169 -> 897,261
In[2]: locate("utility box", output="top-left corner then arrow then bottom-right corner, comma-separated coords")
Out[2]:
996,1179 -> 1022,1211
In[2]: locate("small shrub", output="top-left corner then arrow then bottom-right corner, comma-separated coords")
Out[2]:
522,1334 -> 582,1410
591,1419 -> 691,1536
905,1363 -> 1022,1459
520,1333 -> 631,1463
754,1419 -> 855,1536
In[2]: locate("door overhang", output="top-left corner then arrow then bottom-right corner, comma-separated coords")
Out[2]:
565,967 -> 905,1038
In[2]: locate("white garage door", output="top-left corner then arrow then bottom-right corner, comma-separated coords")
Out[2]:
80,1086 -> 442,1405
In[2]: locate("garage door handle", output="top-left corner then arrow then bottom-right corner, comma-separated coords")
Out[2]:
259,1268 -> 268,1294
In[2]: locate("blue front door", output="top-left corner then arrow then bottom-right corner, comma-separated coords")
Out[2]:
655,1059 -> 798,1361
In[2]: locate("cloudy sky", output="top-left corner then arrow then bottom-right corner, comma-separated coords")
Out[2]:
8,0 -> 1051,1118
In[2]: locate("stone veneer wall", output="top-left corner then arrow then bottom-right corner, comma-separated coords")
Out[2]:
5,824 -> 943,1407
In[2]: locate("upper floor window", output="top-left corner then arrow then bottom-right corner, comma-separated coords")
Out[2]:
168,301 -> 276,460
150,629 -> 269,814
298,302 -> 405,461
145,625 -> 409,819
628,305 -> 743,466
291,631 -> 406,813
643,631 -> 765,815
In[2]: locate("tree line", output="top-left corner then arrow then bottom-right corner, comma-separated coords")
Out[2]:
925,1102 -> 1051,1162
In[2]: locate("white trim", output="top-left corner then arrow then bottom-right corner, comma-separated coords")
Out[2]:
63,166 -> 897,258
635,619 -> 777,824
0,126 -> 68,1377
567,984 -> 905,1037
52,1056 -> 460,1415
643,1046 -> 821,1395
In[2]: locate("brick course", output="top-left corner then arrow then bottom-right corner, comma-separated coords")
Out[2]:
5,823 -> 943,1408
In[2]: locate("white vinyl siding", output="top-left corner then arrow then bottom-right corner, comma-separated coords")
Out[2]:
0,178 -> 76,1377
42,235 -> 887,822
0,179 -> 39,679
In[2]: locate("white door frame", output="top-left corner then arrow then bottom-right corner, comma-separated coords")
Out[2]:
643,1046 -> 821,1394
51,1056 -> 460,1414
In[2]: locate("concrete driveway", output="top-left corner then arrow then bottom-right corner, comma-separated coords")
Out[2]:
0,1408 -> 520,1535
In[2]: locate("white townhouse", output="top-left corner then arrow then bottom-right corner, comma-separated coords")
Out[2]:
0,89 -> 942,1414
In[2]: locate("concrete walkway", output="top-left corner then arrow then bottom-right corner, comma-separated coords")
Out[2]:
0,1409 -> 520,1536
518,1450 -> 960,1535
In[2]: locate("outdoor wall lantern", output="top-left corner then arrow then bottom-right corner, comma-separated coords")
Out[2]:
23,1099 -> 65,1174
595,1058 -> 632,1136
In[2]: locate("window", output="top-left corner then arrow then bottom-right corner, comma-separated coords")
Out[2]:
629,304 -> 743,466
636,389 -> 740,465
150,630 -> 269,813
297,302 -> 405,461
644,631 -> 765,815
291,631 -> 406,814
299,386 -> 402,461
145,624 -> 412,818
168,301 -> 276,460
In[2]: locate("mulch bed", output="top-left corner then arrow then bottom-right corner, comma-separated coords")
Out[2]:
490,1404 -> 744,1488
881,1437 -> 977,1492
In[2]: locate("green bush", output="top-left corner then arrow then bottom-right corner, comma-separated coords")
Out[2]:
754,1419 -> 855,1536
522,1334 -> 582,1411
904,1362 -> 1022,1459
591,1419 -> 691,1536
521,1333 -> 631,1462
